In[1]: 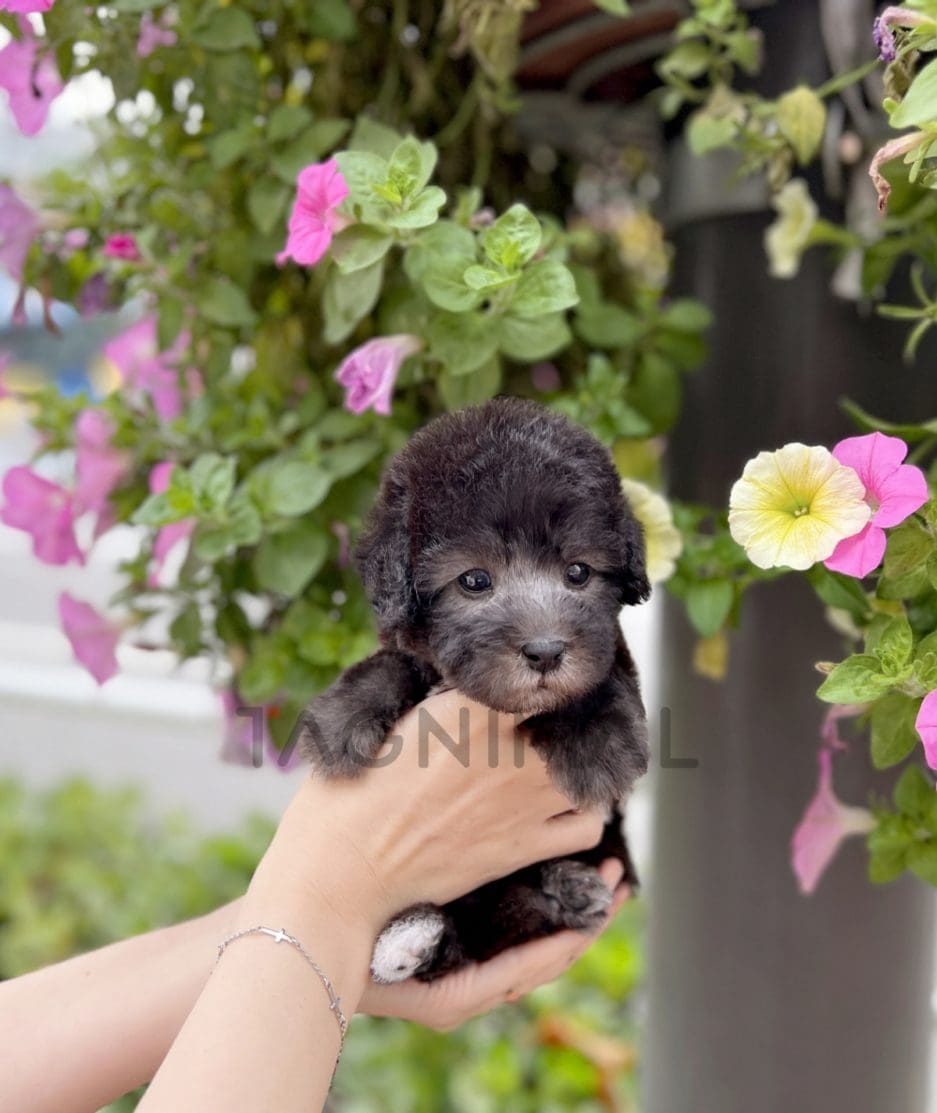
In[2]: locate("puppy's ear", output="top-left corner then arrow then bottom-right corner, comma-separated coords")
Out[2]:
354,477 -> 415,634
615,513 -> 651,606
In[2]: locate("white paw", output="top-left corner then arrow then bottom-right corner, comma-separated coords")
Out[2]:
370,909 -> 446,984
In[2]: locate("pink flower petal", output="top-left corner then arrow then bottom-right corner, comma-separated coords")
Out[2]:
276,159 -> 349,268
872,462 -> 929,527
218,689 -> 301,772
136,12 -> 177,58
0,22 -> 65,136
0,2 -> 56,12
791,749 -> 875,895
103,233 -> 141,262
832,432 -> 907,493
823,522 -> 887,579
335,334 -> 421,416
0,183 -> 40,284
915,690 -> 937,771
1,465 -> 83,565
58,592 -> 119,685
101,317 -> 195,421
147,461 -> 194,587
74,409 -> 130,516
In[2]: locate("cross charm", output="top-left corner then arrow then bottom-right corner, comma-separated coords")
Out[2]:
267,928 -> 290,944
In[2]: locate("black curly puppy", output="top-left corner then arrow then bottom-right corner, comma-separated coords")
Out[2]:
297,397 -> 650,983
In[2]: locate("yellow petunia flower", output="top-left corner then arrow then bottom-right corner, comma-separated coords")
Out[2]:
621,478 -> 683,584
728,443 -> 871,571
764,178 -> 818,279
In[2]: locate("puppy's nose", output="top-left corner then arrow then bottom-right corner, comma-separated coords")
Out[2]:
521,638 -> 566,673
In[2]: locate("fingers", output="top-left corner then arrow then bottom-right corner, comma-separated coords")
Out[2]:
541,807 -> 608,860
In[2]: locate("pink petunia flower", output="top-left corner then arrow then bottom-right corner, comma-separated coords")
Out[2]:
1,465 -> 83,564
136,11 -> 177,57
102,316 -> 198,421
218,688 -> 301,772
276,159 -> 349,267
791,748 -> 875,895
0,19 -> 65,136
824,431 -> 928,579
58,592 -> 120,685
873,6 -> 931,62
335,334 -> 421,416
74,409 -> 130,517
147,461 -> 194,587
0,2 -> 56,12
0,183 -> 40,284
103,233 -> 141,262
914,691 -> 937,771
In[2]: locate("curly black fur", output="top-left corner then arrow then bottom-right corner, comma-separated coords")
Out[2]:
297,397 -> 650,981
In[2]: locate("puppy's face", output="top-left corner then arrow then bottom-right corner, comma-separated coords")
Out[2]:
412,536 -> 625,714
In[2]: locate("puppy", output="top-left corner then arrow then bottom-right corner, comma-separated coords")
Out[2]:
297,397 -> 650,982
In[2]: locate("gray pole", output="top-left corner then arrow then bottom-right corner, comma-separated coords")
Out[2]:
644,4 -> 937,1111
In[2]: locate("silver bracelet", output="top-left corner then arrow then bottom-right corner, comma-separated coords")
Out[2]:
215,925 -> 348,1071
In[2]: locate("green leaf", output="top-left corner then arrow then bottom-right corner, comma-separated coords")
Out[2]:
807,564 -> 871,620
890,57 -> 937,128
247,178 -> 290,236
575,304 -> 641,349
894,764 -> 934,814
871,693 -> 921,769
321,439 -> 381,478
330,225 -> 392,274
253,523 -> 329,595
133,492 -> 189,528
592,0 -> 630,13
335,149 -> 388,206
381,186 -> 446,230
660,298 -> 714,333
685,579 -> 733,637
208,125 -> 255,170
775,86 -> 826,165
191,9 -> 260,50
271,121 -> 350,183
481,204 -> 542,271
883,519 -> 933,581
191,454 -> 236,511
686,110 -> 737,155
422,255 -> 483,312
873,614 -> 914,675
510,260 -> 579,318
193,495 -> 262,561
438,358 -> 502,410
322,258 -> 384,344
498,313 -> 572,361
403,220 -> 476,284
657,41 -> 710,80
267,105 -> 313,143
170,604 -> 202,658
386,136 -> 437,196
463,264 -> 518,292
347,116 -> 402,158
907,840 -> 937,884
239,640 -> 289,703
869,845 -> 907,884
427,311 -> 500,376
267,462 -> 333,517
198,277 -> 258,328
817,654 -> 893,703
302,0 -> 358,39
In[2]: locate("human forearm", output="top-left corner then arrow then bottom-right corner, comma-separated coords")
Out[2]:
0,901 -> 239,1113
139,795 -> 376,1113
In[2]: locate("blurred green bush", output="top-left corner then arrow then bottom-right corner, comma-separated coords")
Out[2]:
0,778 -> 643,1112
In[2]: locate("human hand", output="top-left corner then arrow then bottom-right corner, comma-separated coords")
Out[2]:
246,689 -> 607,935
359,860 -> 630,1030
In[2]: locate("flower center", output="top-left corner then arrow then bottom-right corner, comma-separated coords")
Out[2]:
793,504 -> 810,517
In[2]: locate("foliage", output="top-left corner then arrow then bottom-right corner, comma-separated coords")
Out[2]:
0,778 -> 643,1111
0,1 -> 710,755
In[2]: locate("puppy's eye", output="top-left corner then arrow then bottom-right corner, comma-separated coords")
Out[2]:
458,569 -> 492,593
565,562 -> 591,587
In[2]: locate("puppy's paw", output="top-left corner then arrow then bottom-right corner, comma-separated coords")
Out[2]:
299,706 -> 388,778
371,907 -> 447,984
541,860 -> 612,931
